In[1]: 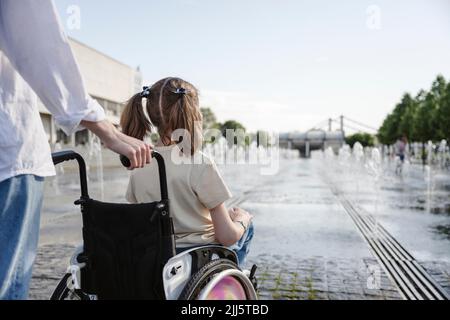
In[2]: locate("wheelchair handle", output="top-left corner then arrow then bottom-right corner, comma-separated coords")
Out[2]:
120,152 -> 168,202
52,150 -> 168,203
52,150 -> 89,199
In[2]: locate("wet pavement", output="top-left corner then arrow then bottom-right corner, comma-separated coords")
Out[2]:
241,159 -> 401,300
30,151 -> 450,300
320,151 -> 450,264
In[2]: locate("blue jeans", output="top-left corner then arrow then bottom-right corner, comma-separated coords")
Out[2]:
229,223 -> 254,267
176,223 -> 255,268
0,175 -> 45,300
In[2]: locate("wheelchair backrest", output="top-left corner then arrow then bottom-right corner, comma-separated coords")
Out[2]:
79,199 -> 175,299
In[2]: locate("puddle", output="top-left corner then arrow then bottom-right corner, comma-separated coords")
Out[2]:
432,225 -> 450,240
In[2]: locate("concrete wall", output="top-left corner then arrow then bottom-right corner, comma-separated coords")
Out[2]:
70,38 -> 142,103
39,38 -> 143,144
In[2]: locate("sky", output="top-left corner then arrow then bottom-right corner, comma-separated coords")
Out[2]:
55,0 -> 450,133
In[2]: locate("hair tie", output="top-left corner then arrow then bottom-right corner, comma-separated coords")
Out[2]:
140,86 -> 151,98
173,88 -> 188,95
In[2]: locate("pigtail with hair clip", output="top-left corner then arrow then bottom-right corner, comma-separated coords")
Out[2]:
172,86 -> 191,153
120,87 -> 151,140
173,87 -> 189,118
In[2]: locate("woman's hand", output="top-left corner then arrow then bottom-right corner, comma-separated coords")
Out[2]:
81,120 -> 152,169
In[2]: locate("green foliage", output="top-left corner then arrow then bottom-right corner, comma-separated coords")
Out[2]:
436,82 -> 450,142
220,120 -> 250,146
378,75 -> 450,143
200,108 -> 251,145
200,107 -> 218,130
415,92 -> 438,142
345,132 -> 375,148
220,120 -> 246,135
256,130 -> 271,147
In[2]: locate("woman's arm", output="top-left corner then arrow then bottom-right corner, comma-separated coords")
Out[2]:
82,120 -> 151,169
0,0 -> 151,169
210,204 -> 252,247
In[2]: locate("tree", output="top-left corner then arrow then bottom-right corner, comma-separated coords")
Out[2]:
397,93 -> 418,141
415,92 -> 438,143
256,130 -> 271,147
220,120 -> 246,136
200,107 -> 218,130
435,80 -> 450,141
378,113 -> 396,145
345,132 -> 375,148
431,75 -> 447,99
220,120 -> 248,146
378,75 -> 449,144
378,94 -> 410,145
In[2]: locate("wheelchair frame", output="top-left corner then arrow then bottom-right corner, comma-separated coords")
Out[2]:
49,150 -> 257,300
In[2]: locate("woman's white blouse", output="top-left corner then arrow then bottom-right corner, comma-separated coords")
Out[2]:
0,0 -> 105,183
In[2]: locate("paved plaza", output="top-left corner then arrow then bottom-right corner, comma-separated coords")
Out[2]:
30,154 -> 450,300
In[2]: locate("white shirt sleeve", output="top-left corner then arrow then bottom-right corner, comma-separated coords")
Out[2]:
0,0 -> 105,136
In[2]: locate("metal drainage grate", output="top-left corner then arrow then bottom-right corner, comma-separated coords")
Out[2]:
334,191 -> 450,300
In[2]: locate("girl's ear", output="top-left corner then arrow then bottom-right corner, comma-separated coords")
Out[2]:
120,93 -> 151,140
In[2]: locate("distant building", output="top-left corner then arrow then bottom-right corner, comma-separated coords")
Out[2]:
39,37 -> 143,146
279,130 -> 345,158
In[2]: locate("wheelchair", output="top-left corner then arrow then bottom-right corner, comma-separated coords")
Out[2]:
48,150 -> 258,300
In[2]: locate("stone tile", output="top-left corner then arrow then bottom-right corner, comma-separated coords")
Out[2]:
30,246 -> 411,301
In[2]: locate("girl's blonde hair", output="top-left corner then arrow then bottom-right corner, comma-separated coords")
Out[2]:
121,77 -> 203,155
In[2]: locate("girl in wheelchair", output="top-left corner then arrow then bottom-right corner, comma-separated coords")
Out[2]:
50,78 -> 258,300
121,77 -> 254,267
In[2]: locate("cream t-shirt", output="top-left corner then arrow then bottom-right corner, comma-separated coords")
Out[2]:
126,145 -> 232,247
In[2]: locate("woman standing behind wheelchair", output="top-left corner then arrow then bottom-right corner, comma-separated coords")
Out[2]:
120,77 -> 254,267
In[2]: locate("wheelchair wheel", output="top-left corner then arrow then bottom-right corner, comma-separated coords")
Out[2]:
179,259 -> 256,300
50,274 -> 91,300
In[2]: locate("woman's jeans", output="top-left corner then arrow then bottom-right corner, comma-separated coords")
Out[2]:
177,223 -> 255,268
0,175 -> 45,300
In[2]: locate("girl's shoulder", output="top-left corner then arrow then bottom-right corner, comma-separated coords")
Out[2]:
193,150 -> 216,166
189,150 -> 222,178
154,145 -> 214,164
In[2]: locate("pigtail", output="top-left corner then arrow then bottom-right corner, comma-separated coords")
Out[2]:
141,77 -> 203,155
169,93 -> 203,155
120,93 -> 151,140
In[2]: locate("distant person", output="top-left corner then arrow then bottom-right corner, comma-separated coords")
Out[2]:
394,135 -> 408,174
0,0 -> 151,300
122,78 -> 254,267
